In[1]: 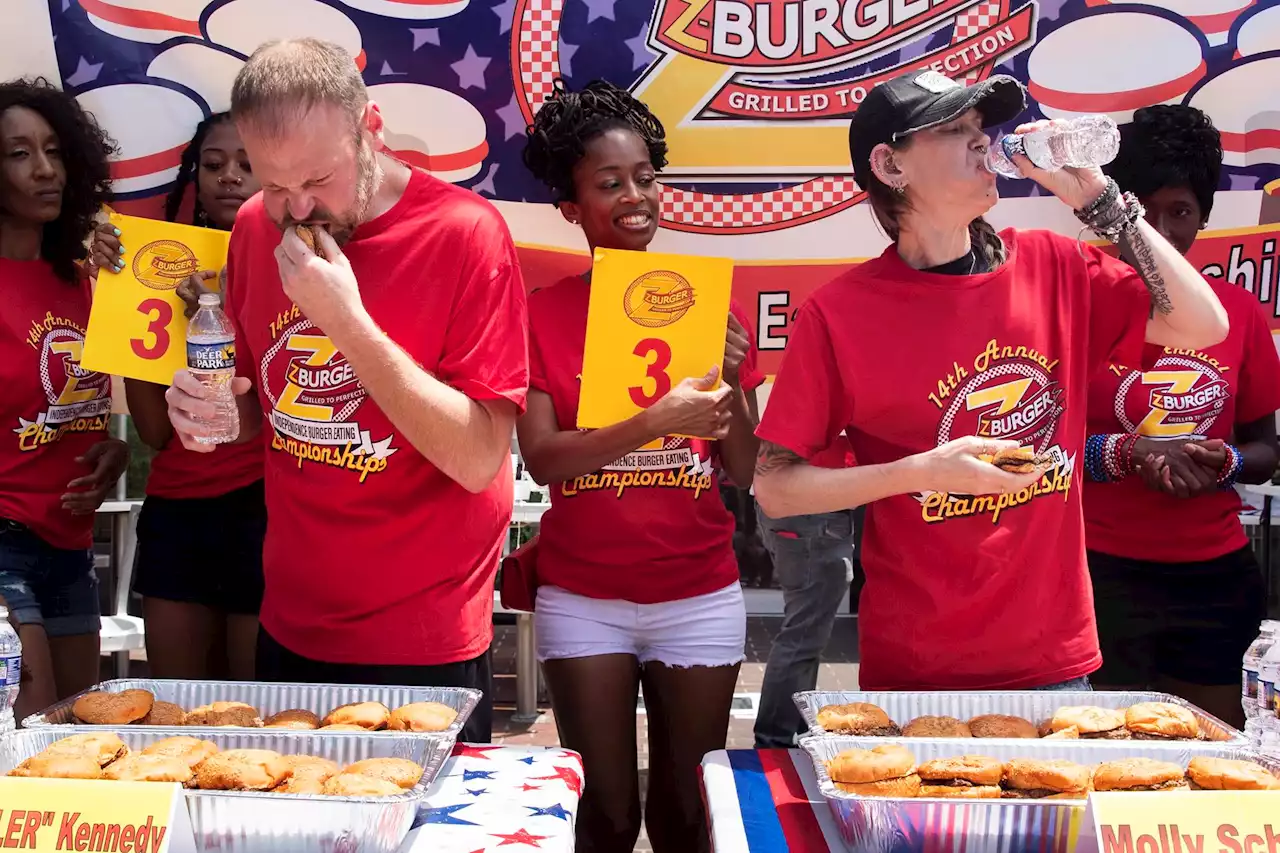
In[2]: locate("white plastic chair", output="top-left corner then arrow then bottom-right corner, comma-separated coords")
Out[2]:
99,503 -> 145,678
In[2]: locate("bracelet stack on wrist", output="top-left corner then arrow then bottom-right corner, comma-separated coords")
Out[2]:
1217,443 -> 1244,489
1085,433 -> 1138,483
1074,177 -> 1145,244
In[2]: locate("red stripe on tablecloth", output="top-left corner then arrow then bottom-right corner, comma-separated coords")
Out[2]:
757,749 -> 829,852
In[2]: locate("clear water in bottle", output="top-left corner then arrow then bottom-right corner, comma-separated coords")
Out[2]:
187,293 -> 240,445
986,114 -> 1121,179
1243,621 -> 1278,720
1259,640 -> 1280,735
0,606 -> 22,732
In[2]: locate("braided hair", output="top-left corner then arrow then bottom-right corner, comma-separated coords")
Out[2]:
0,78 -> 115,283
164,111 -> 231,225
1105,104 -> 1222,219
522,80 -> 668,205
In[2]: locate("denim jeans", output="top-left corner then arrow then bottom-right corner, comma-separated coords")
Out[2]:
1034,676 -> 1093,691
753,505 -> 856,749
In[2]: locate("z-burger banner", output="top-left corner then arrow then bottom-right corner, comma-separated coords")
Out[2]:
9,0 -> 1280,378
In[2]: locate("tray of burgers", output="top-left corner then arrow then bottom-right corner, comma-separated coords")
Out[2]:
801,735 -> 1280,853
21,679 -> 478,738
796,691 -> 1243,744
0,727 -> 454,853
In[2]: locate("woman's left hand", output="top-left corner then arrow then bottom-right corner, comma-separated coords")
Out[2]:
87,221 -> 125,275
1007,120 -> 1109,212
62,438 -> 130,515
723,311 -> 750,388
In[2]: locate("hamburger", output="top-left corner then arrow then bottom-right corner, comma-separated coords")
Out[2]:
1001,758 -> 1091,800
1092,758 -> 1189,793
826,745 -> 920,797
968,714 -> 1039,739
980,446 -> 1050,474
815,703 -> 901,737
1186,757 -> 1280,791
294,224 -> 327,259
917,755 -> 1003,799
1050,706 -> 1129,739
902,715 -> 971,738
1124,703 -> 1200,740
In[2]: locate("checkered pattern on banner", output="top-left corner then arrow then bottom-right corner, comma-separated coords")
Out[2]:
512,0 -> 1008,230
519,0 -> 561,113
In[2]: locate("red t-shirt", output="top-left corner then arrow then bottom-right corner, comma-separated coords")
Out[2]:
0,259 -> 113,549
756,229 -> 1151,690
528,276 -> 764,603
1085,280 -> 1280,562
224,169 -> 529,665
145,435 -> 264,500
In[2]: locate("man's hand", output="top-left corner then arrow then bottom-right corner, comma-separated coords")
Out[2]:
62,438 -> 129,514
275,226 -> 365,334
165,369 -> 252,451
723,312 -> 750,388
1007,119 -> 1109,212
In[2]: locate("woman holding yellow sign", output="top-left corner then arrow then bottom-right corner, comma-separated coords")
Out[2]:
90,112 -> 266,682
521,80 -> 761,853
0,79 -> 128,721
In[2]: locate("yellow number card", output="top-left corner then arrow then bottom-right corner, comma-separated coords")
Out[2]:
81,213 -> 229,385
578,247 -> 733,431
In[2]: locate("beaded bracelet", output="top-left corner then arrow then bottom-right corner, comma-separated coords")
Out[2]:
1217,443 -> 1244,489
1085,433 -> 1139,483
1074,177 -> 1145,244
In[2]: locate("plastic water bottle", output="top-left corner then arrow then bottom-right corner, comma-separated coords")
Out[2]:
1259,640 -> 1280,736
985,115 -> 1121,178
187,293 -> 240,444
1243,621 -> 1278,720
0,607 -> 22,732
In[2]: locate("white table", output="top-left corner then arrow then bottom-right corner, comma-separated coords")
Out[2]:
401,743 -> 581,852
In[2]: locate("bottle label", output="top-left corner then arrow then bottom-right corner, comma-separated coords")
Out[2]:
188,339 -> 236,371
1,654 -> 20,687
1262,681 -> 1277,712
1246,670 -> 1259,699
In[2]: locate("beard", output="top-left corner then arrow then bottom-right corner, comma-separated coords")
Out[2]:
278,135 -> 380,246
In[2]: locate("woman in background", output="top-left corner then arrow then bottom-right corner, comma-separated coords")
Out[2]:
1084,105 -> 1280,727
91,112 -> 265,681
0,78 -> 128,719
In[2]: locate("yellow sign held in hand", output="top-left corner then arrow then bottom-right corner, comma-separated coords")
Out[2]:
578,248 -> 733,432
81,213 -> 229,386
0,777 -> 195,853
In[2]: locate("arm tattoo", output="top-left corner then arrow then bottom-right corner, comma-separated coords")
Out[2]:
1119,226 -> 1173,317
755,441 -> 805,477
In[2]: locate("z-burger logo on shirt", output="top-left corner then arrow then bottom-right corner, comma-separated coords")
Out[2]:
922,338 -> 1074,524
1109,348 -> 1230,439
261,310 -> 397,482
14,313 -> 111,451
562,435 -> 715,499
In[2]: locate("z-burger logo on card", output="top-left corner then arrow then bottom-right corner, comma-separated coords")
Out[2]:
1109,349 -> 1231,439
132,239 -> 200,291
511,0 -> 1035,234
921,338 -> 1072,524
15,316 -> 111,452
261,311 -> 396,482
623,271 -> 696,329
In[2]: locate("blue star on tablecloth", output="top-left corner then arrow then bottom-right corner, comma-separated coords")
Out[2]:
465,787 -> 489,797
463,769 -> 497,781
527,803 -> 572,822
419,804 -> 479,826
518,756 -> 536,766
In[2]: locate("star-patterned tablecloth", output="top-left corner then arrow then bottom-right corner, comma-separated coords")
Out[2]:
399,744 -> 583,853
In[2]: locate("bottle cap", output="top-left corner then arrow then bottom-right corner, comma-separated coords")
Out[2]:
198,293 -> 220,307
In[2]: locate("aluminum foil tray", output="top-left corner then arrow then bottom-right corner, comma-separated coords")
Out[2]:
795,690 -> 1243,744
22,679 -> 480,738
0,727 -> 453,853
801,735 -> 1280,853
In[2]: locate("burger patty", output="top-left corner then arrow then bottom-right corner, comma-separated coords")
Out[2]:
923,778 -> 977,787
1001,788 -> 1085,799
849,725 -> 903,737
1130,732 -> 1197,741
1080,729 -> 1130,740
1110,780 -> 1189,792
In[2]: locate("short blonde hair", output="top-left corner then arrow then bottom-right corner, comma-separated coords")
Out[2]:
231,38 -> 366,138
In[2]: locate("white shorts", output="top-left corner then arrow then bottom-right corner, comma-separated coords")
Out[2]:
534,582 -> 747,668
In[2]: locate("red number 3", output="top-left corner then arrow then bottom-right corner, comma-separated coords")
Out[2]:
628,338 -> 673,408
131,298 -> 173,360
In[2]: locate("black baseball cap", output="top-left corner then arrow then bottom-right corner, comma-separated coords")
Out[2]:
848,70 -> 1027,187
